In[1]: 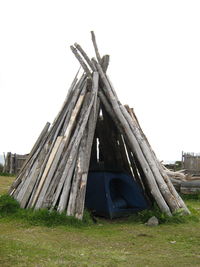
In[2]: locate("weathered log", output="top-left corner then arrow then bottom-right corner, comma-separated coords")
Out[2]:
70,46 -> 91,77
181,180 -> 200,194
69,73 -> 99,218
120,104 -> 180,212
57,73 -> 99,213
125,106 -> 190,214
51,67 -> 81,128
9,122 -> 50,195
31,84 -> 87,208
44,92 -> 95,209
39,80 -> 97,211
101,55 -> 110,73
58,93 -> 97,212
170,178 -> 181,192
67,128 -> 87,216
98,90 -> 172,215
74,43 -> 96,72
74,100 -> 100,219
91,31 -> 101,63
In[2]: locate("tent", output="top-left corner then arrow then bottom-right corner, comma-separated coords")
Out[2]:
9,32 -> 190,219
85,171 -> 149,218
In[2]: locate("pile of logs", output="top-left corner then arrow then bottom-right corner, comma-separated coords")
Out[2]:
3,152 -> 28,174
162,165 -> 200,194
9,32 -> 190,219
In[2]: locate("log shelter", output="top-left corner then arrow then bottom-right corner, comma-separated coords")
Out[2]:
9,32 -> 190,219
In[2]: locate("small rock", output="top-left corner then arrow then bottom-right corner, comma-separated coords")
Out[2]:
146,216 -> 159,227
170,241 -> 176,244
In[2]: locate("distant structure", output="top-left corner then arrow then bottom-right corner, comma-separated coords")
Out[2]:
3,152 -> 28,174
182,152 -> 200,175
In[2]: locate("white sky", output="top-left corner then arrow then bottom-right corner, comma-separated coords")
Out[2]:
0,0 -> 200,161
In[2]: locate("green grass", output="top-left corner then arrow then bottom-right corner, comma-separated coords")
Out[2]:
1,176 -> 200,266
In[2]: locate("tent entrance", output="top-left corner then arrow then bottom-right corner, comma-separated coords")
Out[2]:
85,171 -> 149,219
86,105 -> 152,218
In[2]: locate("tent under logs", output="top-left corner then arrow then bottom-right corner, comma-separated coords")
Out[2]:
9,32 -> 190,219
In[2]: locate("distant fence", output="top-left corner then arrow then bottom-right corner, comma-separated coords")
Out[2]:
182,152 -> 200,175
3,152 -> 28,174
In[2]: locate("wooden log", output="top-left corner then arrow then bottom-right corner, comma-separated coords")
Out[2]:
63,84 -> 87,142
30,136 -> 63,207
35,87 -> 92,209
181,181 -> 200,194
91,31 -> 101,63
11,135 -> 50,198
35,76 -> 86,193
29,81 -> 87,208
9,154 -> 15,174
101,55 -> 110,73
67,73 -> 99,217
98,90 -> 172,215
16,160 -> 39,207
26,146 -> 51,208
125,105 -> 190,214
51,67 -> 81,128
70,46 -> 91,77
164,169 -> 187,181
74,43 -> 96,71
170,178 -> 181,192
120,104 -> 180,212
74,101 -> 100,219
56,115 -> 90,212
121,135 -> 143,183
8,122 -> 51,195
60,76 -> 87,135
67,129 -> 87,216
34,139 -> 66,209
117,133 -> 133,176
50,92 -> 94,210
44,92 -> 94,209
57,73 -> 99,213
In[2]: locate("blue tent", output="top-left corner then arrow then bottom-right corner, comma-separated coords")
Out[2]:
85,171 -> 149,219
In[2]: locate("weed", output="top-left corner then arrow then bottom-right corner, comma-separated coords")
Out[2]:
0,194 -> 20,214
0,172 -> 16,177
127,203 -> 198,224
181,193 -> 200,201
0,194 -> 93,227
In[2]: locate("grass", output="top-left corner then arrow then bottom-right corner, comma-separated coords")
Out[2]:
1,175 -> 200,266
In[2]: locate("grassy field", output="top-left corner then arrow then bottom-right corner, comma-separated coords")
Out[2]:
1,175 -> 200,267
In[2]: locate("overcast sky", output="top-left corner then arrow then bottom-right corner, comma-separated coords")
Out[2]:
0,0 -> 200,161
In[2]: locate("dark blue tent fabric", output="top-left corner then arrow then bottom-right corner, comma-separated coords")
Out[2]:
85,171 -> 149,219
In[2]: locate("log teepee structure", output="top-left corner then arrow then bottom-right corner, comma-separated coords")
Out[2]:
9,32 -> 190,219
